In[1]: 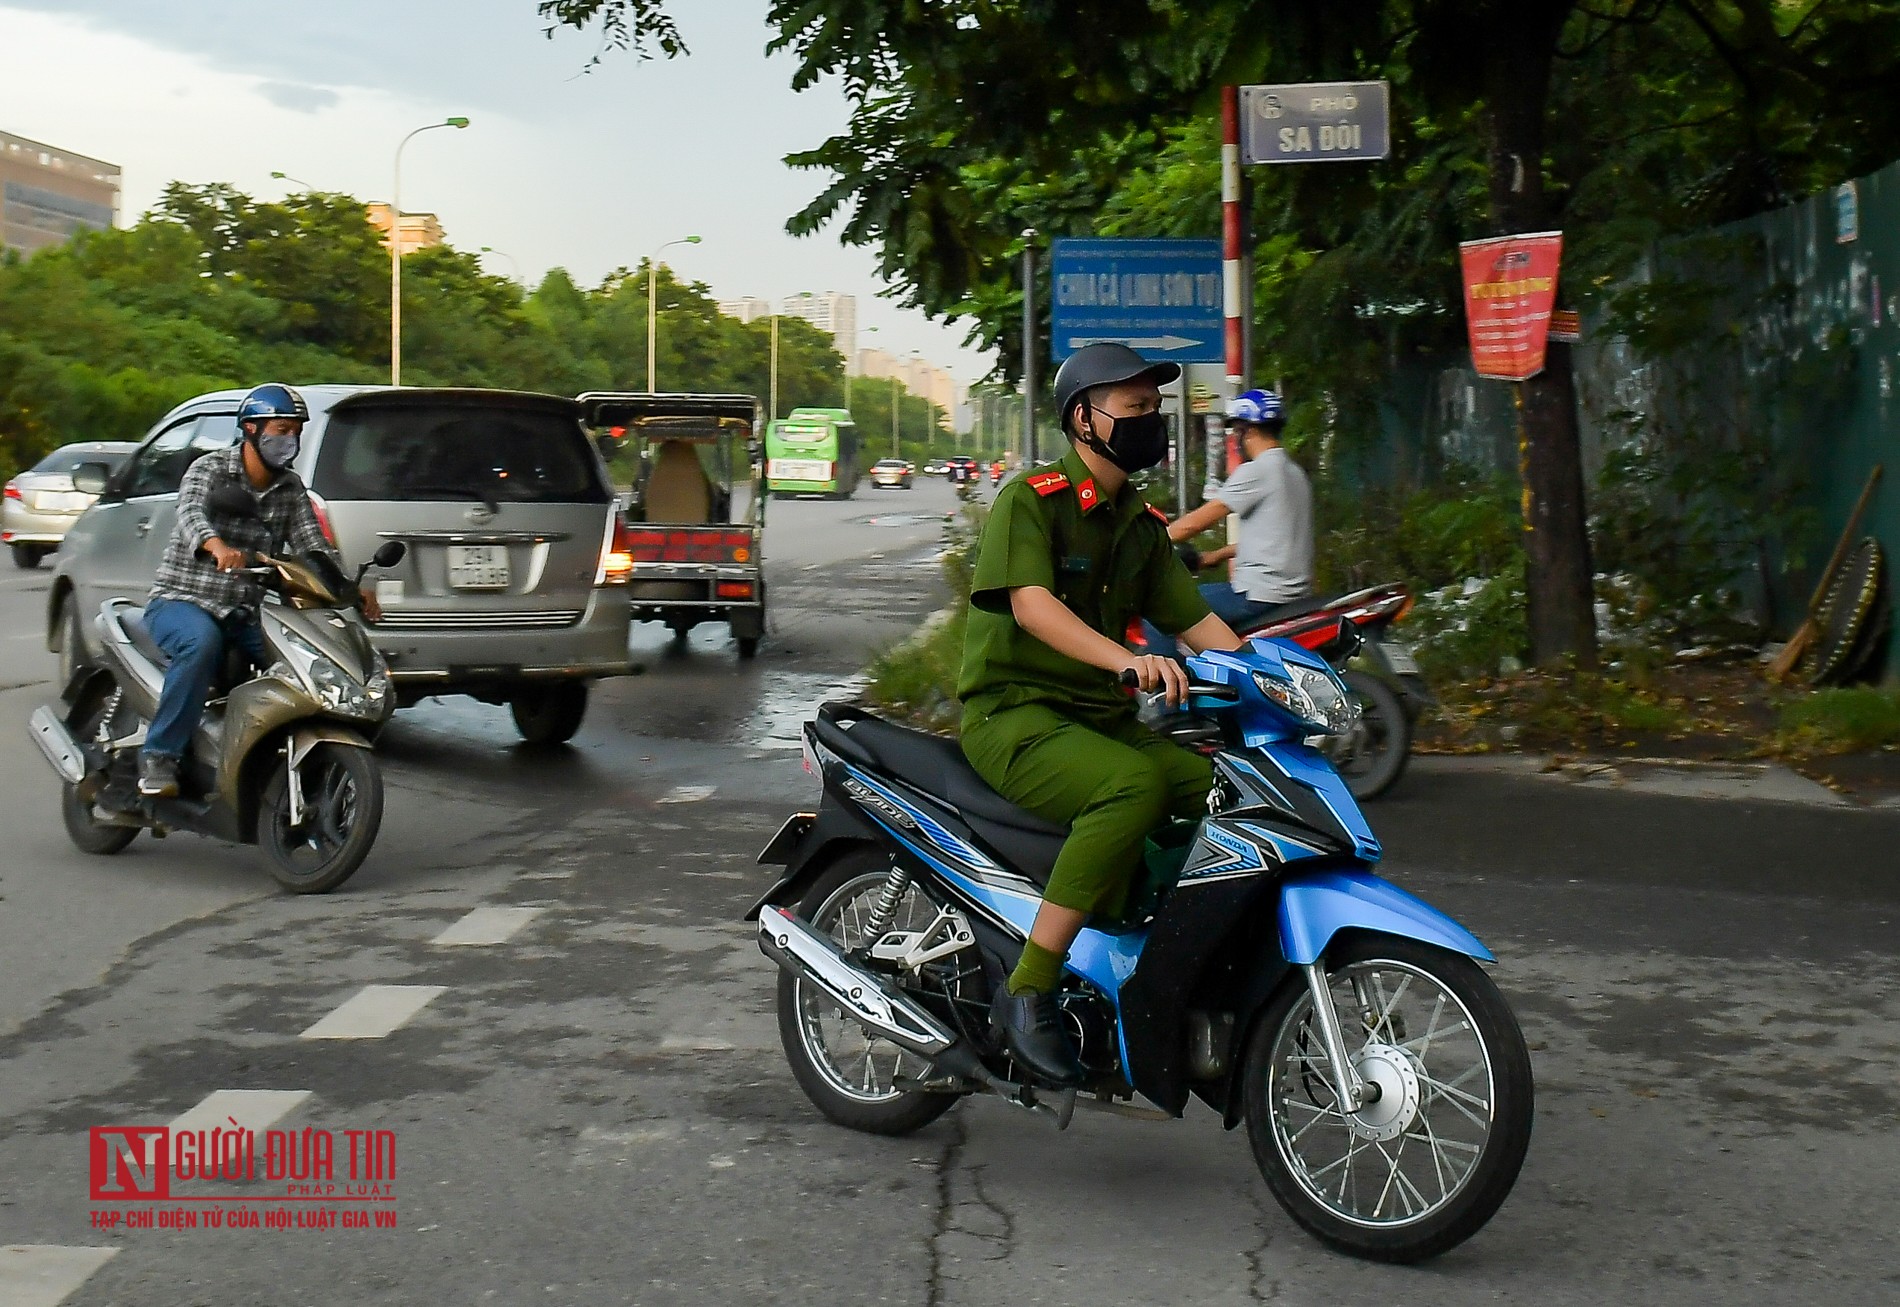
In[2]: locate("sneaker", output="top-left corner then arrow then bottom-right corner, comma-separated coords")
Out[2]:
138,754 -> 180,798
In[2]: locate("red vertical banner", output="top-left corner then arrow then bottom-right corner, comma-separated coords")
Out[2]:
1459,232 -> 1563,381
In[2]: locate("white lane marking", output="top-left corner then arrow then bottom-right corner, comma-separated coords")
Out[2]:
656,785 -> 717,804
0,1246 -> 119,1307
298,985 -> 446,1040
431,906 -> 541,946
168,1089 -> 311,1134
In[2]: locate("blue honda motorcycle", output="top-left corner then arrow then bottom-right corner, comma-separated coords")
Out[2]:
750,637 -> 1532,1263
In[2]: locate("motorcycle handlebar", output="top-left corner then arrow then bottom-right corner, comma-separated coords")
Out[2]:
1118,666 -> 1240,701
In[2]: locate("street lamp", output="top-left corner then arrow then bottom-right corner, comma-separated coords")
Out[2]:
479,246 -> 520,282
390,116 -> 471,386
646,235 -> 702,393
270,170 -> 316,191
769,290 -> 813,420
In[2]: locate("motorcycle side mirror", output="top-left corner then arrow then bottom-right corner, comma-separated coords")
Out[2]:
71,462 -> 112,496
356,540 -> 406,584
206,483 -> 261,519
1312,617 -> 1363,663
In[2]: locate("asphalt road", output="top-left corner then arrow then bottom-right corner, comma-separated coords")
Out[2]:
2,473 -> 1898,1306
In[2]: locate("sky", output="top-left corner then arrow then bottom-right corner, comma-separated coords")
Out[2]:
0,0 -> 996,386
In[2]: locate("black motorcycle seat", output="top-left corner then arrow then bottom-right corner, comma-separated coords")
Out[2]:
1251,593 -> 1335,627
121,607 -> 171,669
813,704 -> 1069,839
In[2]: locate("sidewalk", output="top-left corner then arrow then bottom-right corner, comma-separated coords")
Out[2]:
1416,751 -> 1900,811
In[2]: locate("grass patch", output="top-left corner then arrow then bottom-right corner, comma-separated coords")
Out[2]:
864,496 -> 984,733
1776,687 -> 1900,756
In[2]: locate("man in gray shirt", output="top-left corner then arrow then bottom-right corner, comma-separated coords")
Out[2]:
1145,389 -> 1313,651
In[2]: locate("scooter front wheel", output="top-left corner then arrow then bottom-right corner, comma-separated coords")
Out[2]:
1241,935 -> 1533,1263
257,741 -> 383,893
1325,670 -> 1410,801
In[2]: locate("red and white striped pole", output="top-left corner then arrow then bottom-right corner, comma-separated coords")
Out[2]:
1221,84 -> 1245,474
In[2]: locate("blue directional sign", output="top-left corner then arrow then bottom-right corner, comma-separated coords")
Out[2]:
1050,238 -> 1224,363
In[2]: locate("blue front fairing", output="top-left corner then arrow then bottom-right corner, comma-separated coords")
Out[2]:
1278,867 -> 1494,965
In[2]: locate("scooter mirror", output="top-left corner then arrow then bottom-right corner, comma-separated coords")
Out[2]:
370,541 -> 407,569
205,483 -> 261,519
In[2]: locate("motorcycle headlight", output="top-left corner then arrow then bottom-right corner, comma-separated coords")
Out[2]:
1251,665 -> 1361,735
276,626 -> 384,720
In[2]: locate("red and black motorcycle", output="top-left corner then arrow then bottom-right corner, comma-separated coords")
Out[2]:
1130,582 -> 1432,800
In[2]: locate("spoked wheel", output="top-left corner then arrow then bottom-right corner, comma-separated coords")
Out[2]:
776,849 -> 972,1135
1324,671 -> 1411,801
1242,935 -> 1533,1263
257,741 -> 383,893
60,681 -> 138,856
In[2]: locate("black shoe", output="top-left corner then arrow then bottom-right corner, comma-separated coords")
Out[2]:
991,987 -> 1086,1088
138,754 -> 179,798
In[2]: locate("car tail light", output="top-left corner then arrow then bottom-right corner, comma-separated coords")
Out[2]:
595,514 -> 634,585
716,581 -> 755,600
3,481 -> 20,501
307,491 -> 336,545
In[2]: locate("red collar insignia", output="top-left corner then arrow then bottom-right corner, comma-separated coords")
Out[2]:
1146,504 -> 1170,524
1026,470 -> 1070,497
1076,478 -> 1100,512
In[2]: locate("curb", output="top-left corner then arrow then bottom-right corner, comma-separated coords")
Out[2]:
1415,752 -> 1900,812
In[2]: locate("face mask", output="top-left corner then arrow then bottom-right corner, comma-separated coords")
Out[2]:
256,433 -> 300,471
1084,407 -> 1169,473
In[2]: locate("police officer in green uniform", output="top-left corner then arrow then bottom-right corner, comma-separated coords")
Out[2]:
959,343 -> 1248,1086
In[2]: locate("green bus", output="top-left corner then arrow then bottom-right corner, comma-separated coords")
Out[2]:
765,407 -> 861,498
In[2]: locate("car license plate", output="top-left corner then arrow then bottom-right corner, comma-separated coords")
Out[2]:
1383,641 -> 1420,675
769,458 -> 830,481
33,491 -> 88,513
448,544 -> 510,590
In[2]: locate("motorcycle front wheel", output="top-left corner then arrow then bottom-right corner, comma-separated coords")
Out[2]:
257,741 -> 383,893
776,849 -> 968,1136
1241,934 -> 1533,1263
1325,670 -> 1410,801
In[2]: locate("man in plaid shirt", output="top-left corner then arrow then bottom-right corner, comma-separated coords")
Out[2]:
138,383 -> 376,797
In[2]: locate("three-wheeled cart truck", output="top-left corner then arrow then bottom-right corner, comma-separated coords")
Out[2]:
580,392 -> 767,658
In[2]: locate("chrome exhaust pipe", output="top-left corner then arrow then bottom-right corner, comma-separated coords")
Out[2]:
758,906 -> 956,1058
29,705 -> 87,784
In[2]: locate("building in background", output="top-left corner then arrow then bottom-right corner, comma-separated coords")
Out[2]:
857,347 -> 964,428
0,130 -> 120,255
781,291 -> 857,370
716,296 -> 773,324
365,202 -> 445,255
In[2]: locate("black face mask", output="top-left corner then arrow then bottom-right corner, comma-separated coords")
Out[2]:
1083,406 -> 1169,473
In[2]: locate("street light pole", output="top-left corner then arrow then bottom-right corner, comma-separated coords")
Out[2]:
646,235 -> 702,393
390,116 -> 469,386
890,373 -> 900,459
270,170 -> 316,191
769,312 -> 779,421
1021,227 -> 1038,466
478,245 -> 520,282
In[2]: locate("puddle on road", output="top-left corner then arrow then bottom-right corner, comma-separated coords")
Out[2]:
745,671 -> 868,750
847,511 -> 952,528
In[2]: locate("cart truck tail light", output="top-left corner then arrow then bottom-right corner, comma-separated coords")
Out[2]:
716,581 -> 755,600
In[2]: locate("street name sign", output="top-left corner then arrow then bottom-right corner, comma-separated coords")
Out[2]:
1050,238 -> 1224,362
1240,81 -> 1390,164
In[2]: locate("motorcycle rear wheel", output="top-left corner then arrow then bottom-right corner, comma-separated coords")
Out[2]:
257,741 -> 383,893
1241,934 -> 1533,1263
776,849 -> 967,1136
1326,671 -> 1410,801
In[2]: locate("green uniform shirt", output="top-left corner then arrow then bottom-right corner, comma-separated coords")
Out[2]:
957,446 -> 1210,727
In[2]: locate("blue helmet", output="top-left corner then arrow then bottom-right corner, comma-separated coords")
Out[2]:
237,383 -> 308,434
1227,388 -> 1284,426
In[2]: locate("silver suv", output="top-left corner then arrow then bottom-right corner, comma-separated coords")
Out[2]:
50,386 -> 634,744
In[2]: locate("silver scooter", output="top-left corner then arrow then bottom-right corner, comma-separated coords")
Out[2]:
29,515 -> 407,893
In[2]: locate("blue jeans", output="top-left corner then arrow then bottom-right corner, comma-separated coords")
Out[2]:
142,598 -> 266,761
1141,582 -> 1295,659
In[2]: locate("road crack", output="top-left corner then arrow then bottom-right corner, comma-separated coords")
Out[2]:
1244,1180 -> 1282,1301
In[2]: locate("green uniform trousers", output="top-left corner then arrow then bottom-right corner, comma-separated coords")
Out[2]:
961,704 -> 1214,919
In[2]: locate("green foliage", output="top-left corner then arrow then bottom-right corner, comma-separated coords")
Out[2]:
1777,687 -> 1900,755
1406,570 -> 1531,681
0,186 -> 845,479
865,501 -> 984,732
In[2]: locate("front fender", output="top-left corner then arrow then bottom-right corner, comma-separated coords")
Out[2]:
1278,868 -> 1493,965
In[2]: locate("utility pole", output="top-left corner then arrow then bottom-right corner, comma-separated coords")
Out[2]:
1021,228 -> 1037,466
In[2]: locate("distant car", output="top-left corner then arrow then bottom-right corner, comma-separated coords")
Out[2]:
3,441 -> 138,569
922,458 -> 949,475
869,458 -> 914,490
945,456 -> 979,484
